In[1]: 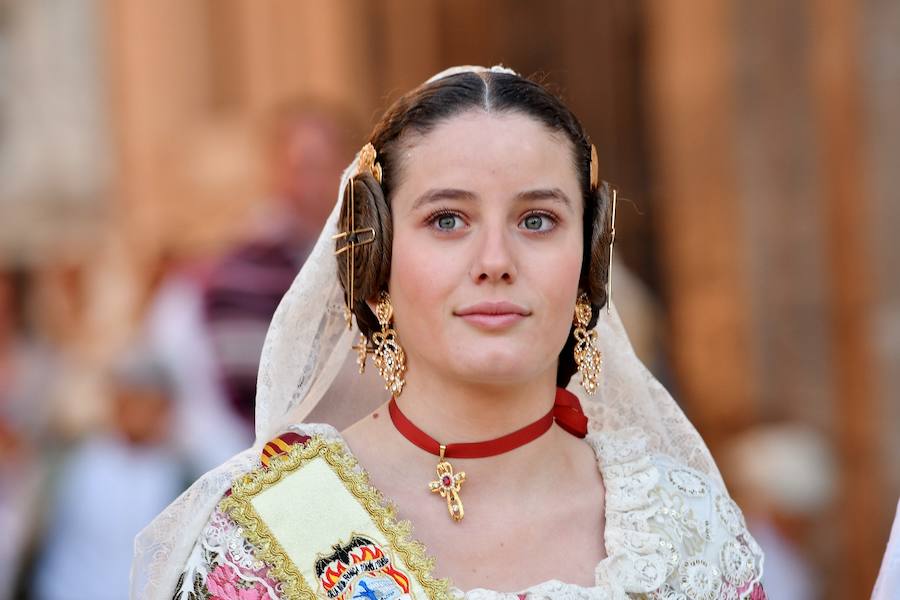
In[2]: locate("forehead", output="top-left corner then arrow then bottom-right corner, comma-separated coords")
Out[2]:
394,110 -> 579,198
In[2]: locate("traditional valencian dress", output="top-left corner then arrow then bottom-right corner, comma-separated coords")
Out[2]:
134,65 -> 766,600
171,418 -> 765,600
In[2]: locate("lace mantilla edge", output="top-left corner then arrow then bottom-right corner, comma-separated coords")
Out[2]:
171,425 -> 764,600
588,428 -> 765,600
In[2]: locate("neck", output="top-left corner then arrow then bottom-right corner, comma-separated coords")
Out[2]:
393,365 -> 559,445
341,362 -> 585,498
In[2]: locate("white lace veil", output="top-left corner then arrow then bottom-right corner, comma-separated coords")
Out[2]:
131,65 -> 721,599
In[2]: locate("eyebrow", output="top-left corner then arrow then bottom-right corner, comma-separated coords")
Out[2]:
411,187 -> 572,211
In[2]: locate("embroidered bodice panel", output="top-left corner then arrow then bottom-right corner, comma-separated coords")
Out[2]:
171,424 -> 765,600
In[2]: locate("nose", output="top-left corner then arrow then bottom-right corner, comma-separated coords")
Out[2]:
470,224 -> 517,284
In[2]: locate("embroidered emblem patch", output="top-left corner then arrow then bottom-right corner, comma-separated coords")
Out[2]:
221,436 -> 449,599
315,534 -> 412,599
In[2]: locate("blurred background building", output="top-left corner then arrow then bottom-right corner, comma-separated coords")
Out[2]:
0,1 -> 897,598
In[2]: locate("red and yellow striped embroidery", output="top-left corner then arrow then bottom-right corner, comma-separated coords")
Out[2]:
260,432 -> 310,468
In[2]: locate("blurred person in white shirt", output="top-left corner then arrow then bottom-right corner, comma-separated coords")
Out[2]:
32,347 -> 186,600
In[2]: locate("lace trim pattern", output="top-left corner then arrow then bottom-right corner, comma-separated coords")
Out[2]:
173,505 -> 282,600
588,428 -> 764,600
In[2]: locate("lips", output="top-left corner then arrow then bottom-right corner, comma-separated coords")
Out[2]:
454,301 -> 530,330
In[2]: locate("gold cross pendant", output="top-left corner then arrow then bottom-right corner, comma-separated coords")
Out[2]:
428,445 -> 466,522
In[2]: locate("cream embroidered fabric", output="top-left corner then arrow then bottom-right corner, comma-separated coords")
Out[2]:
170,424 -> 763,600
132,65 -> 760,599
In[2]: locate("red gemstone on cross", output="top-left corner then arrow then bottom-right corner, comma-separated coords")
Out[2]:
441,475 -> 452,487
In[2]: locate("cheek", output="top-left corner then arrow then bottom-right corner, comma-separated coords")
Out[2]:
391,231 -> 437,288
534,242 -> 582,289
532,245 -> 583,340
386,229 -> 458,332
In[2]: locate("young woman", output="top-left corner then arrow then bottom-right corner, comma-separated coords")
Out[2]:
135,65 -> 766,600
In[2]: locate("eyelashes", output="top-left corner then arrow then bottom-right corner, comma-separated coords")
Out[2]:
424,208 -> 561,234
425,209 -> 465,231
519,211 -> 558,232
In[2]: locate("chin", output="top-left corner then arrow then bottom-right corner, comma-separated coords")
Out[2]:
451,348 -> 549,385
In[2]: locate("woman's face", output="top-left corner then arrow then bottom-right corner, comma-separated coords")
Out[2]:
386,110 -> 584,387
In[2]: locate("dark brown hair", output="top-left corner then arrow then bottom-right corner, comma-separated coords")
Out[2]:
336,70 -> 613,388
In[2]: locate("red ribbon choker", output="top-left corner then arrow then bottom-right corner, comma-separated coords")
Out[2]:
387,387 -> 588,460
388,387 -> 588,522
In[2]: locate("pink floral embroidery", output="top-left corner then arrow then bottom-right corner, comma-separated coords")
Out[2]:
747,581 -> 767,599
206,563 -> 273,600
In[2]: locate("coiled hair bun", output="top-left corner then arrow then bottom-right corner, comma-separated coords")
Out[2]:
335,172 -> 392,338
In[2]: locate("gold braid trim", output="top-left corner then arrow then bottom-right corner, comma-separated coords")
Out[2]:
220,490 -> 314,599
220,436 -> 451,600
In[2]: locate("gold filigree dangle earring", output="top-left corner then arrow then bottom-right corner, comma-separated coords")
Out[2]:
573,293 -> 602,395
372,292 -> 407,396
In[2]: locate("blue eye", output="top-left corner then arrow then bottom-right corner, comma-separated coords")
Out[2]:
520,213 -> 556,232
431,212 -> 464,231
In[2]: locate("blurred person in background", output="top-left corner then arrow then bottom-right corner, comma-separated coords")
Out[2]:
31,346 -> 186,600
723,423 -> 836,600
202,100 -> 357,425
0,269 -> 60,600
0,270 -> 58,441
144,100 -> 358,474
